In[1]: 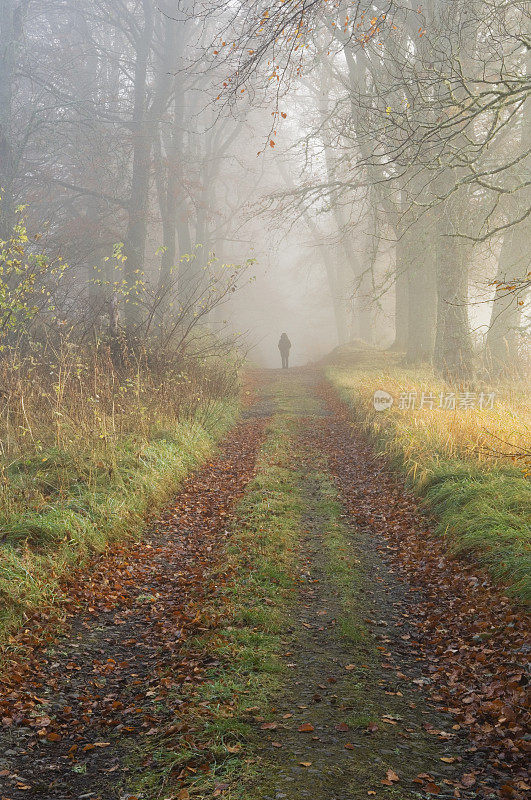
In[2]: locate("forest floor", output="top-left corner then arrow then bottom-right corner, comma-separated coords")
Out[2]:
0,369 -> 528,800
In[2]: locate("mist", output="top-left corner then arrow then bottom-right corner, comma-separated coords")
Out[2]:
0,3 -> 530,797
1,0 -> 527,377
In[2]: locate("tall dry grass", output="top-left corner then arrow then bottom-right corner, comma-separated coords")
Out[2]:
328,367 -> 530,479
327,364 -> 530,603
0,338 -> 240,639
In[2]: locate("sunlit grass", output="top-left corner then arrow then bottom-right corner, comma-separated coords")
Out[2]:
328,366 -> 529,476
327,364 -> 531,604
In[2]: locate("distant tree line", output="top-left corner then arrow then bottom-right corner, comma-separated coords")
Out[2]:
0,0 -> 254,353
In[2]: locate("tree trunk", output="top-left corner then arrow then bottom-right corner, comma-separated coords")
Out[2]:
485,225 -> 527,375
0,0 -> 23,240
433,203 -> 474,380
389,239 -> 409,350
405,215 -> 437,363
154,16 -> 187,298
351,287 -> 374,344
123,0 -> 154,327
332,259 -> 349,345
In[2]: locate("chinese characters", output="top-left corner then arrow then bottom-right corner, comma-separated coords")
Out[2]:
396,391 -> 496,411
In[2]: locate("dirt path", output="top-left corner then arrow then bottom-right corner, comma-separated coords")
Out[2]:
319,383 -> 528,796
0,369 -> 527,800
247,371 -> 527,800
0,417 -> 266,799
247,375 -> 478,799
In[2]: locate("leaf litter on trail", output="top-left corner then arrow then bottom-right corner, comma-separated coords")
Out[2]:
381,768 -> 400,785
0,419 -> 266,798
310,385 -> 531,798
298,722 -> 315,732
335,722 -> 349,732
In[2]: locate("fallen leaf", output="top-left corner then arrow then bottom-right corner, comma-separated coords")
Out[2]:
298,723 -> 314,732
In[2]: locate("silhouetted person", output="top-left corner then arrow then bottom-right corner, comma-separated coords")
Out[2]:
278,332 -> 291,369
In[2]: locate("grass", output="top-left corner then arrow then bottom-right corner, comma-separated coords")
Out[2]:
327,365 -> 529,469
0,400 -> 238,641
130,411 -> 303,798
301,463 -> 374,657
327,362 -> 531,604
0,338 -> 241,642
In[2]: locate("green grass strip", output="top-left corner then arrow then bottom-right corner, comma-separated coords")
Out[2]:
132,413 -> 303,798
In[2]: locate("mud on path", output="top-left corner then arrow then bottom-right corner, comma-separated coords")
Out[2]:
0,417 -> 266,799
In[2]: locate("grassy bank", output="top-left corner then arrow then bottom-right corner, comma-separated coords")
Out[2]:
327,364 -> 531,603
0,398 -> 238,640
0,336 -> 242,642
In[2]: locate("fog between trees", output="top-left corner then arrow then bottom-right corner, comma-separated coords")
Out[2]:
0,0 -> 529,376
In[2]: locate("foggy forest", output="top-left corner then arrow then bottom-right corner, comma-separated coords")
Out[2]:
0,0 -> 529,798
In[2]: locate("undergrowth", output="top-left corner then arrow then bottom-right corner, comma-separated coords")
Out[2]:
0,400 -> 238,641
327,365 -> 531,604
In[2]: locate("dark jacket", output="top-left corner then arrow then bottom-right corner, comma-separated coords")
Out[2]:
278,334 -> 291,353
